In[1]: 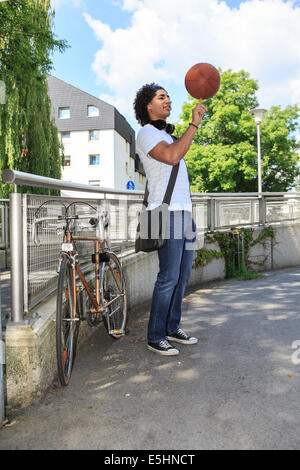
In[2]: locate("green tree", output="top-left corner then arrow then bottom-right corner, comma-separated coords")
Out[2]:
175,69 -> 300,192
0,0 -> 67,197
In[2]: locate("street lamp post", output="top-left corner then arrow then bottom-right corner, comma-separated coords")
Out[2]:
250,108 -> 267,195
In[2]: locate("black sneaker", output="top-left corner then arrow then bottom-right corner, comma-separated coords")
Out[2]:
147,340 -> 179,356
166,328 -> 198,345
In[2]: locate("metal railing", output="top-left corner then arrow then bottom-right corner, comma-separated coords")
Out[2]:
23,193 -> 141,312
2,169 -> 300,323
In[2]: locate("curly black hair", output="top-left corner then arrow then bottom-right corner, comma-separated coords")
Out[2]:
133,83 -> 165,126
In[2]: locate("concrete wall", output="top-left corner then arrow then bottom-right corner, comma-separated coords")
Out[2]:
269,224 -> 300,269
4,223 -> 300,409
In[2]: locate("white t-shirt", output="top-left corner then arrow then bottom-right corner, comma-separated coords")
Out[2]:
136,124 -> 192,212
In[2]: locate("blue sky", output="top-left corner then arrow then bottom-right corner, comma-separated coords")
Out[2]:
51,1 -> 132,98
50,0 -> 300,134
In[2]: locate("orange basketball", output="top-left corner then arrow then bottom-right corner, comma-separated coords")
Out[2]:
185,63 -> 221,99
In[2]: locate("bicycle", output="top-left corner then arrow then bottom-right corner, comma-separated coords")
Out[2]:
32,201 -> 128,386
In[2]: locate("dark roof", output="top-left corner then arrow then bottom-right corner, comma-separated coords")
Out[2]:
47,74 -> 136,158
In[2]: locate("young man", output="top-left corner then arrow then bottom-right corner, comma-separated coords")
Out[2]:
134,83 -> 207,356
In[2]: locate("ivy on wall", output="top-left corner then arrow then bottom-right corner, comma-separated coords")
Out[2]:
193,226 -> 275,280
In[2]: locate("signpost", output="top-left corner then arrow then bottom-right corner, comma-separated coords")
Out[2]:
126,180 -> 135,190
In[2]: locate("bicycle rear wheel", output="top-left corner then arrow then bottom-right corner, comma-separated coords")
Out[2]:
56,255 -> 79,386
100,252 -> 127,339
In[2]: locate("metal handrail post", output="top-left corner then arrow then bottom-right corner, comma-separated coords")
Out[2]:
9,192 -> 24,322
215,199 -> 220,229
258,195 -> 266,226
207,198 -> 216,232
250,199 -> 256,225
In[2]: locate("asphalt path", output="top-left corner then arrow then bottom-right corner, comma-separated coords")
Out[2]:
1,267 -> 300,450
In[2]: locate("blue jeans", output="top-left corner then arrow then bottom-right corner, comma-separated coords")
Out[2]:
147,211 -> 196,343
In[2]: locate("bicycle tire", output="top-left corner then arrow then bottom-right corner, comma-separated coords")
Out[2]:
56,255 -> 79,386
100,252 -> 127,339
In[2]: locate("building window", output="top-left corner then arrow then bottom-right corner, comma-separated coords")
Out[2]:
63,155 -> 71,167
125,162 -> 128,175
126,141 -> 129,154
88,105 -> 99,117
89,180 -> 101,186
89,154 -> 100,166
59,107 -> 70,119
89,130 -> 100,141
61,131 -> 71,143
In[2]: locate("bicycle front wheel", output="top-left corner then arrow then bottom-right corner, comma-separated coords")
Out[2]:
100,252 -> 127,339
56,255 -> 79,386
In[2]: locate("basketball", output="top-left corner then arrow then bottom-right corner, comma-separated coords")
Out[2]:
184,63 -> 221,99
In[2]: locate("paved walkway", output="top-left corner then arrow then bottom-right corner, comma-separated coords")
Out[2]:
1,267 -> 300,450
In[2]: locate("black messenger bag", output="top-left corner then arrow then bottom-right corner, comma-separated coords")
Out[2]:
135,163 -> 179,253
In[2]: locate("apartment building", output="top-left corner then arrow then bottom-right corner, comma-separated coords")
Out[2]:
47,75 -> 145,196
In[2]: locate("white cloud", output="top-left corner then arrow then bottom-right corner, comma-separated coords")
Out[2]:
121,0 -> 143,11
84,0 -> 300,123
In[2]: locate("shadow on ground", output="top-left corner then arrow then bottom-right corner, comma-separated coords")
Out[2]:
1,268 -> 300,450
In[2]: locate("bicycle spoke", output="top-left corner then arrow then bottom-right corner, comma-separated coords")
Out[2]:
101,252 -> 127,338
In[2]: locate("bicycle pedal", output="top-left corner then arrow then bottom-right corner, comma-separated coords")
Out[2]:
109,329 -> 125,337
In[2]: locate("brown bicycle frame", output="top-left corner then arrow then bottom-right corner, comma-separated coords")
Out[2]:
65,232 -> 123,318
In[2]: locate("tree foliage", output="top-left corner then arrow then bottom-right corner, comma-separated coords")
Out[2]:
0,0 -> 67,196
175,69 -> 300,193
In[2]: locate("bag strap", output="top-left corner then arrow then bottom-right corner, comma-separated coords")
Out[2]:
142,135 -> 179,208
143,163 -> 179,208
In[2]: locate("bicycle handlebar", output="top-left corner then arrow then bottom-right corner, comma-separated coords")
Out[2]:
32,214 -> 100,246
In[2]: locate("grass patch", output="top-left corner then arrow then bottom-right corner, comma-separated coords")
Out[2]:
230,268 -> 262,281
